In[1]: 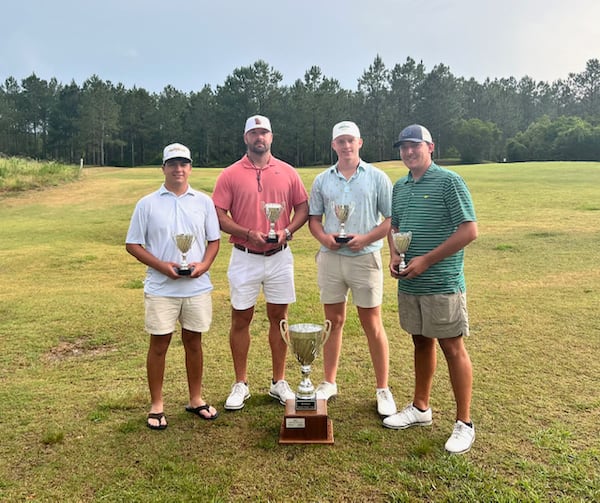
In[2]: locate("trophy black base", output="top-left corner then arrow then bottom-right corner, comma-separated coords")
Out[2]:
334,236 -> 352,243
176,267 -> 193,276
279,399 -> 334,444
295,396 -> 317,411
266,237 -> 278,243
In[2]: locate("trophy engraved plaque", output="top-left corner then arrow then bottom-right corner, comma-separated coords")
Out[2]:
332,202 -> 355,243
173,233 -> 195,276
391,231 -> 412,273
262,202 -> 284,243
278,319 -> 334,444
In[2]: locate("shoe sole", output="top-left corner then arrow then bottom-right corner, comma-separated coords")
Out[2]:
445,442 -> 473,454
224,394 -> 251,410
316,393 -> 337,402
445,435 -> 475,454
383,420 -> 433,430
268,391 -> 293,405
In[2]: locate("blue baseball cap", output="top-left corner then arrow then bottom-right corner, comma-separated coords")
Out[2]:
393,124 -> 433,147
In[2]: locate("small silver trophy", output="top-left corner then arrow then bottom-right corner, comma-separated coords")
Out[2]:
262,202 -> 284,243
280,320 -> 332,411
332,201 -> 355,243
391,231 -> 412,273
173,233 -> 195,276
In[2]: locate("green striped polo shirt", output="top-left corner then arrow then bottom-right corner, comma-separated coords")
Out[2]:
391,163 -> 476,295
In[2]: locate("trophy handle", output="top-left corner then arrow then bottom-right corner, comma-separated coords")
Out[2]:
280,319 -> 290,346
321,319 -> 332,346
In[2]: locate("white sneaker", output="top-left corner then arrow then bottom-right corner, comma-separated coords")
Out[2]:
315,381 -> 338,401
224,382 -> 250,410
269,380 -> 295,405
445,421 -> 475,454
376,388 -> 397,417
382,403 -> 432,429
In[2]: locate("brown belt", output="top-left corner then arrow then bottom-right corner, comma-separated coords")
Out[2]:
234,243 -> 288,256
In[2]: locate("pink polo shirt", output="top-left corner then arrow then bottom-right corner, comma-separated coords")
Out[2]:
212,155 -> 308,251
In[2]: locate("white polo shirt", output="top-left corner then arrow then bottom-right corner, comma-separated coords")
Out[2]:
126,184 -> 221,297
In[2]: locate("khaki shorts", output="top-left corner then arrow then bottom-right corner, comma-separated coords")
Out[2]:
316,251 -> 383,308
397,292 -> 469,339
144,292 -> 212,335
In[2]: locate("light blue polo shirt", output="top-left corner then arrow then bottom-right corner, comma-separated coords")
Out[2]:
309,160 -> 392,256
126,184 -> 221,297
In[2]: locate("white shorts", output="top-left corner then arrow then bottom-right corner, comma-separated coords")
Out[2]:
144,292 -> 212,335
227,246 -> 296,310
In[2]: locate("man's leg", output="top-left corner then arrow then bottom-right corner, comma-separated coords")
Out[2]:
182,328 -> 204,405
230,307 -> 254,383
266,303 -> 289,382
147,333 -> 172,427
438,336 -> 472,423
322,302 -> 346,384
412,334 -> 437,410
182,328 -> 217,417
357,305 -> 389,388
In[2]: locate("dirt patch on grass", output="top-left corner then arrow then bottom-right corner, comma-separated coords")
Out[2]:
43,338 -> 117,362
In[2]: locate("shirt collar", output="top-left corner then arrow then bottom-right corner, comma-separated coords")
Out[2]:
329,159 -> 367,175
159,184 -> 195,196
243,154 -> 273,170
404,162 -> 438,184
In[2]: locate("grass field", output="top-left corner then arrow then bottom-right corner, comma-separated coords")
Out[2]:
0,161 -> 599,502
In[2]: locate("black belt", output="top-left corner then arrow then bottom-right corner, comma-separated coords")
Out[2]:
234,243 -> 288,256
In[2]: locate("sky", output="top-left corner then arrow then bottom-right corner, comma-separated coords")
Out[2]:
2,0 -> 599,94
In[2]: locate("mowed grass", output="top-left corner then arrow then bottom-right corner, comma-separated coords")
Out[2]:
0,161 -> 599,502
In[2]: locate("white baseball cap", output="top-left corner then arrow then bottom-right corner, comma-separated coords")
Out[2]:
163,143 -> 192,163
332,121 -> 361,140
244,115 -> 272,134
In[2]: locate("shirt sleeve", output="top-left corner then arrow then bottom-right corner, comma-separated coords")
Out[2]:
125,199 -> 147,245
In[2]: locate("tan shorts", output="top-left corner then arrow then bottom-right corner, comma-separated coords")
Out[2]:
144,292 -> 212,335
316,251 -> 383,308
397,292 -> 469,339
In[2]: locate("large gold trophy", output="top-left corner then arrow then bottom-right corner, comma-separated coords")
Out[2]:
278,320 -> 334,444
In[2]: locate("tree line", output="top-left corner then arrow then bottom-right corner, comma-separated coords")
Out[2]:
1,57 -> 599,167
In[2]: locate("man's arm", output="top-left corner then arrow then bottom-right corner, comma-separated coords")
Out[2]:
399,221 -> 478,279
189,239 -> 220,278
287,200 -> 309,236
125,243 -> 180,279
346,217 -> 391,253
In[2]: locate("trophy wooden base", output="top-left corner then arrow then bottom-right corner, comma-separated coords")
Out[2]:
279,398 -> 334,444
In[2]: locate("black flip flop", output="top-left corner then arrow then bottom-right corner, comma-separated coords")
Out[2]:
147,412 -> 168,430
185,404 -> 219,420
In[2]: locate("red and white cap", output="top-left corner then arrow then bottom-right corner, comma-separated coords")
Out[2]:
244,115 -> 272,134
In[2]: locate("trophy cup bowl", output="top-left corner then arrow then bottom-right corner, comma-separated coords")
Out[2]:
391,231 -> 412,273
173,233 -> 195,276
280,320 -> 332,411
332,202 -> 355,243
263,202 -> 284,243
